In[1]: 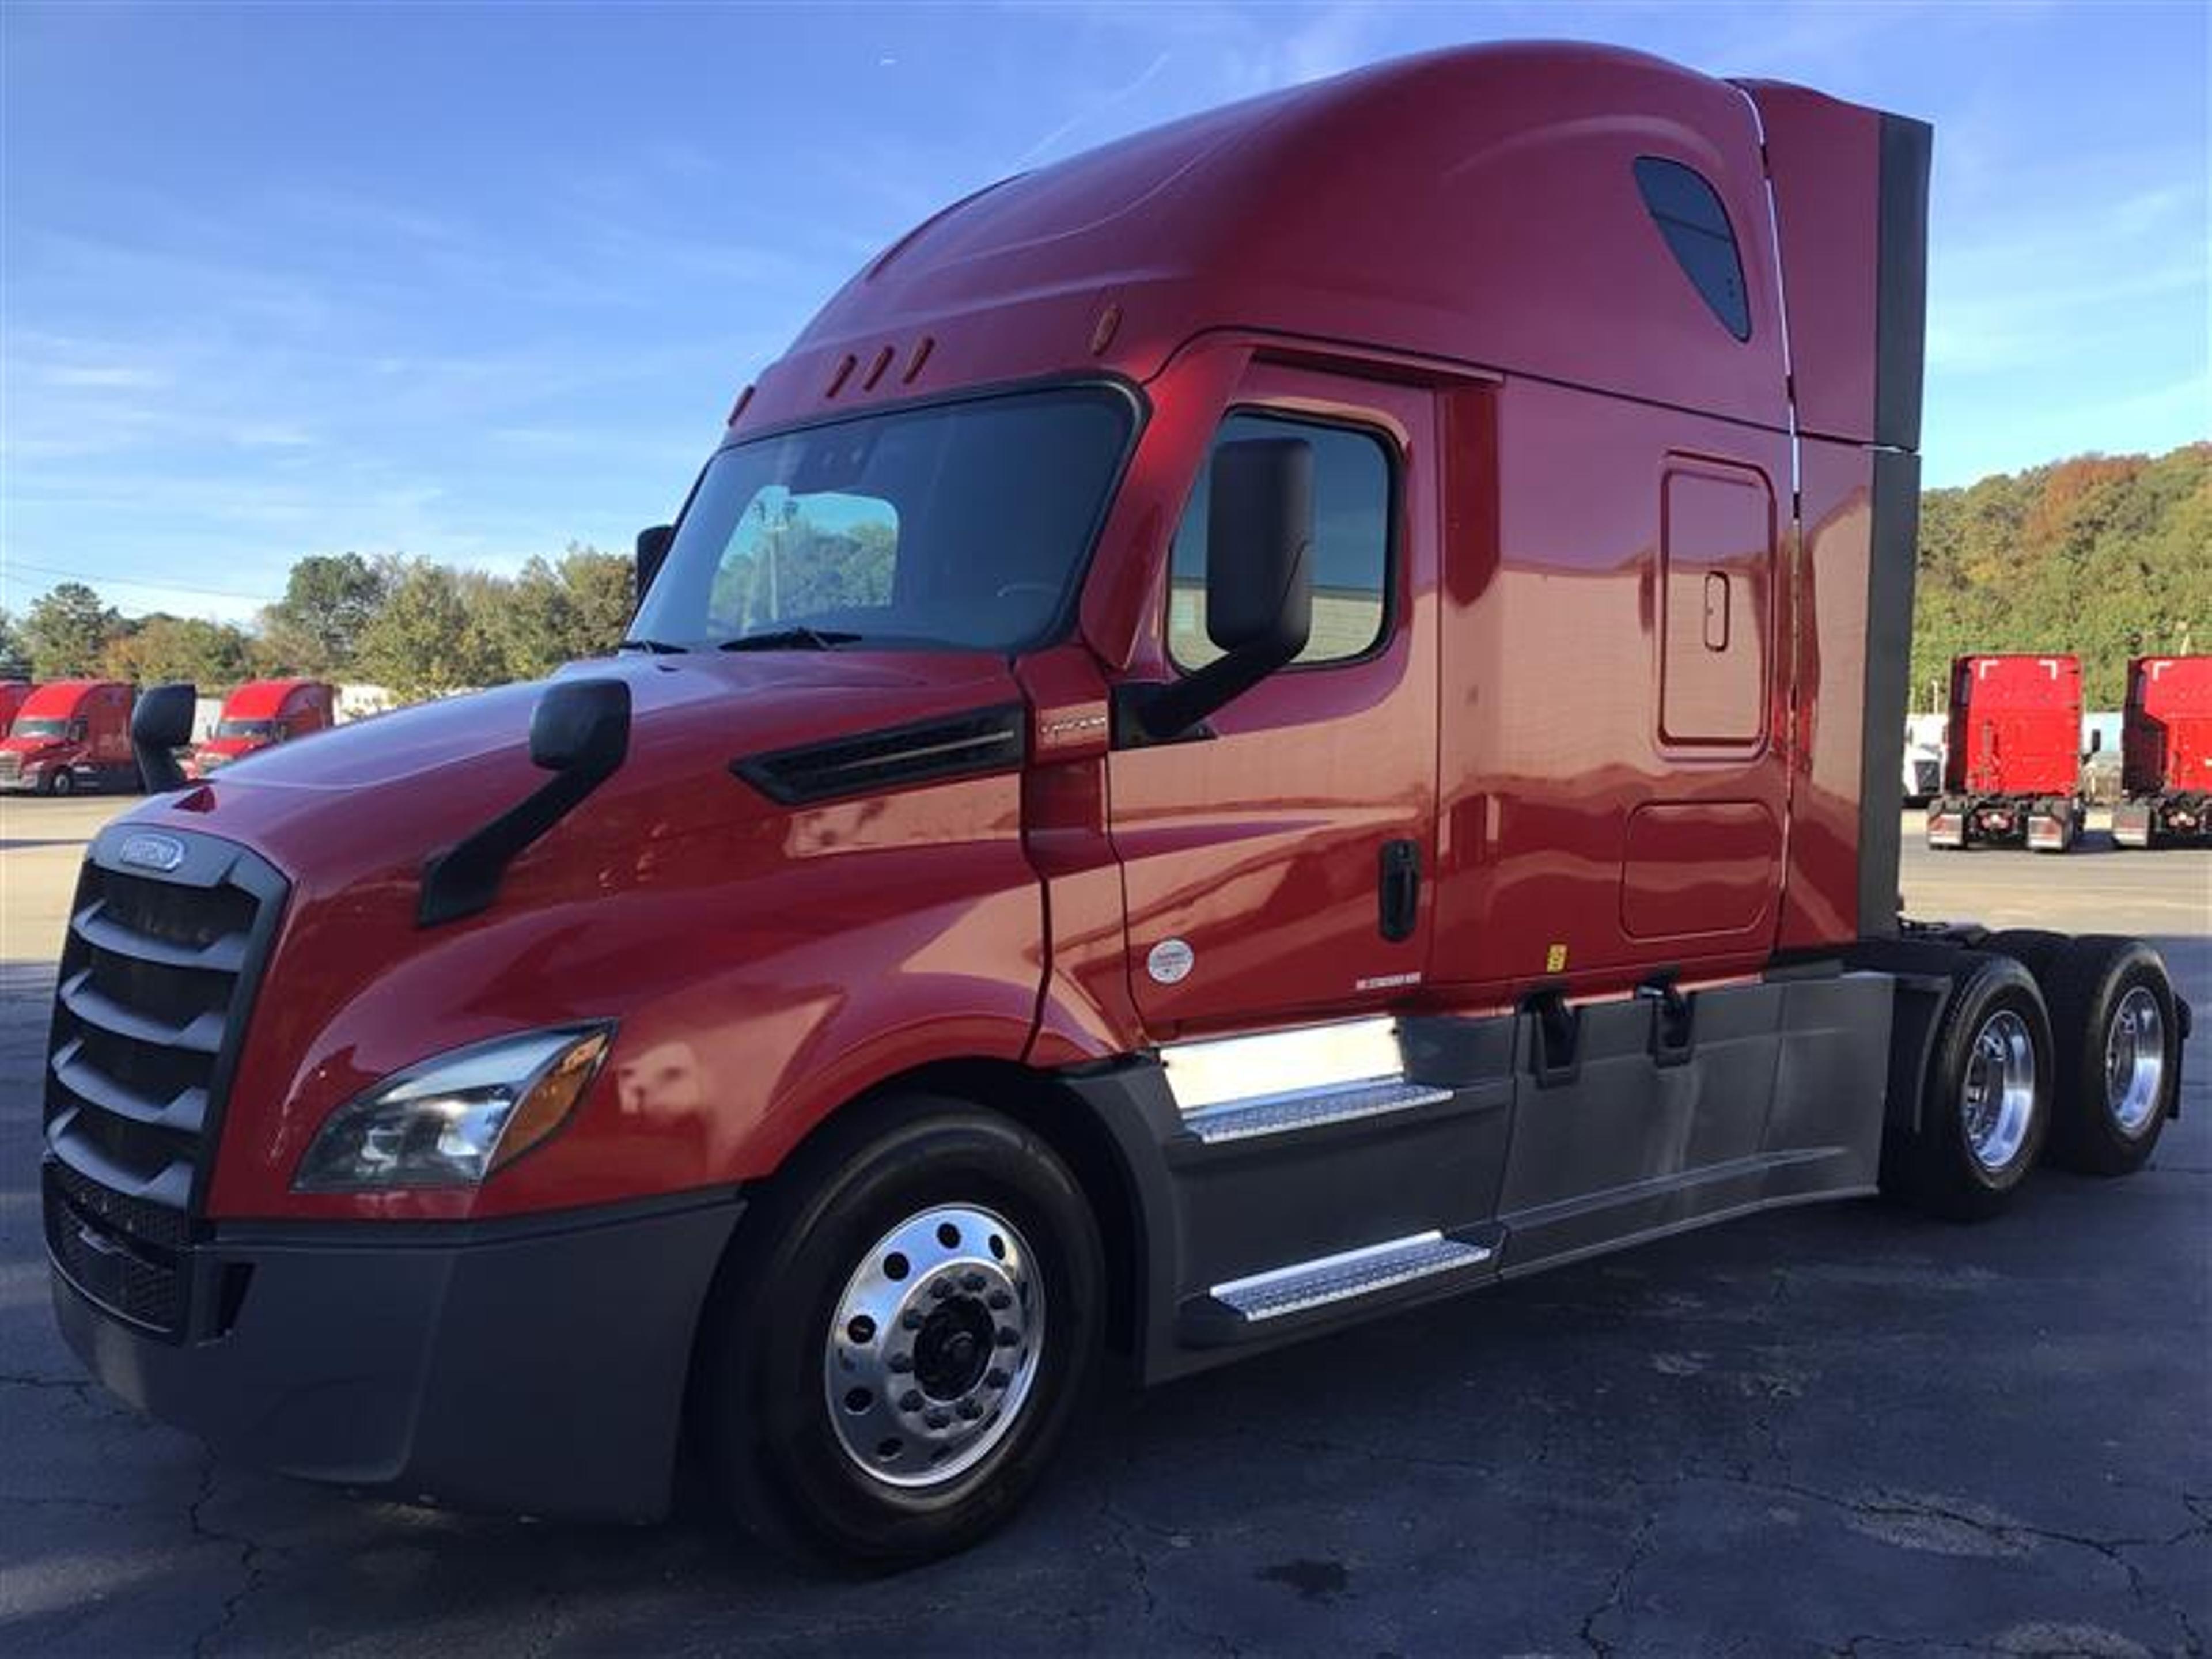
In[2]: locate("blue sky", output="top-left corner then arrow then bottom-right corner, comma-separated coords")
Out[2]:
2,1 -> 2205,626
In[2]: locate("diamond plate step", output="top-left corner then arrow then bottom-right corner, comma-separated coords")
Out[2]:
1210,1230 -> 1494,1323
1180,1078 -> 1452,1145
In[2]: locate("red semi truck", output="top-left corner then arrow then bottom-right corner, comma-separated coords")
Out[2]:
186,679 -> 336,777
1,680 -> 139,794
1926,654 -> 2089,851
43,46 -> 2191,1562
2115,654 -> 2212,847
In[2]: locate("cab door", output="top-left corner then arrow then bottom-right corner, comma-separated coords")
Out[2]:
1107,365 -> 1438,1039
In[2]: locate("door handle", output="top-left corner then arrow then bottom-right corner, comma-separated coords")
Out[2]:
1379,839 -> 1421,942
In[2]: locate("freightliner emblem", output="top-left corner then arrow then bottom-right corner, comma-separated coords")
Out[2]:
118,832 -> 188,873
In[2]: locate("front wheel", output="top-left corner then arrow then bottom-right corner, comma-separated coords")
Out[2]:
44,768 -> 74,797
698,1100 -> 1104,1563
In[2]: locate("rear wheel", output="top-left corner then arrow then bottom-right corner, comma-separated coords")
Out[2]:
698,1099 -> 1104,1563
2041,937 -> 2179,1176
1883,952 -> 2053,1221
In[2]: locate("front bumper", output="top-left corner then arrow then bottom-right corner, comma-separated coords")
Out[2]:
52,1192 -> 744,1520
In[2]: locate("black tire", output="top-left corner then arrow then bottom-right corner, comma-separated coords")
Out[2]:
1982,929 -> 2069,985
698,1097 -> 1105,1564
2041,936 -> 2180,1176
45,768 -> 74,798
1882,952 -> 2054,1221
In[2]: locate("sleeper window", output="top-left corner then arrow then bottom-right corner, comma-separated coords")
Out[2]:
1634,157 -> 1752,342
1168,414 -> 1392,670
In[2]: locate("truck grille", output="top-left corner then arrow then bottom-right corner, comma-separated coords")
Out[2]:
0,752 -> 21,783
41,828 -> 286,1338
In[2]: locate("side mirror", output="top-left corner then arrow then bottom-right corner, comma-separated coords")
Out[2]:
132,683 -> 197,792
420,679 -> 633,926
2086,729 -> 2104,756
636,524 -> 675,604
531,676 -> 632,775
1130,438 -> 1313,743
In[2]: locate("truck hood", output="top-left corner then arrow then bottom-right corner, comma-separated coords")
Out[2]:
131,648 -> 1022,884
118,647 -> 1040,1221
0,736 -> 67,757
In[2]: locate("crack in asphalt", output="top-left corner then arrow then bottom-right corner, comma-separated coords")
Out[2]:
1577,1514 -> 1657,1658
186,1455 -> 274,1659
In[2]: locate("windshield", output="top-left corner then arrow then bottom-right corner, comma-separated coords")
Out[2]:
10,718 -> 70,740
631,384 -> 1134,654
215,719 -> 278,740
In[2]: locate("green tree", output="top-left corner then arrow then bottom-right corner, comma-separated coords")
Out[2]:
101,615 -> 254,688
22,582 -> 124,677
353,558 -> 505,698
0,609 -> 27,678
488,544 -> 635,680
1912,442 -> 2210,709
259,552 -> 392,676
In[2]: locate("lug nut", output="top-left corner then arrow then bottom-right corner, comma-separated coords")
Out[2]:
957,1399 -> 983,1421
901,1310 -> 924,1331
930,1278 -> 955,1300
900,1391 -> 924,1412
995,1327 -> 1019,1347
986,1290 -> 1012,1310
986,1368 -> 1009,1389
961,1272 -> 985,1292
925,1408 -> 952,1430
888,1352 -> 914,1373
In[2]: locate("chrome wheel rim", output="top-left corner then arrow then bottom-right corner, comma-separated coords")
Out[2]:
1963,1009 -> 2036,1171
823,1205 -> 1043,1490
2104,986 -> 2164,1136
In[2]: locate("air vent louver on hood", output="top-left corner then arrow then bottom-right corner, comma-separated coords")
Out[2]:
731,704 -> 1028,806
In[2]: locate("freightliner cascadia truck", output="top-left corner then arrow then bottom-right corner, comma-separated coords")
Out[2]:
1927,654 -> 2091,851
2,680 -> 139,794
185,679 -> 336,778
43,44 -> 2193,1562
2115,655 -> 2212,847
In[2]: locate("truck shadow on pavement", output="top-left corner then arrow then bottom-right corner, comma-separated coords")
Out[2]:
2,939 -> 2206,1657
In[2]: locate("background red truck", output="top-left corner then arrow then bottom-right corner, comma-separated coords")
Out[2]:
1927,653 -> 2089,851
2115,654 -> 2212,847
187,679 -> 335,777
0,680 -> 139,795
40,44 -> 2191,1564
0,680 -> 30,734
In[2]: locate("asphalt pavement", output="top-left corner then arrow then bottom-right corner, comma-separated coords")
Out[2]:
2,794 -> 2206,1657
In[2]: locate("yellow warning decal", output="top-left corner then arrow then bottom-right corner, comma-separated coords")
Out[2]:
1545,943 -> 1569,974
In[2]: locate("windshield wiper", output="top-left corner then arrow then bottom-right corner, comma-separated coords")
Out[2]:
718,627 -> 863,652
618,637 -> 691,654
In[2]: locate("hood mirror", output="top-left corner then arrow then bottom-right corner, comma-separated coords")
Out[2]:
131,682 -> 197,793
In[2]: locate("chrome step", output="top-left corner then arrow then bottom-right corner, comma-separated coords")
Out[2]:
1180,1078 -> 1452,1145
1210,1230 -> 1494,1323
1161,1016 -> 1404,1111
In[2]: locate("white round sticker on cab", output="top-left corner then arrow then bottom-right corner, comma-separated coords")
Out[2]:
1146,937 -> 1195,984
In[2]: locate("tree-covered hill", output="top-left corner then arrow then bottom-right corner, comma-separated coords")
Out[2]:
1912,442 -> 2209,710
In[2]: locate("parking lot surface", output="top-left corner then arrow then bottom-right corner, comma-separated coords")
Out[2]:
2,794 -> 2206,1657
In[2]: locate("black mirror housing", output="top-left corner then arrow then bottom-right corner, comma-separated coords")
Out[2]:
636,525 -> 675,604
132,682 -> 197,793
1128,438 -> 1314,744
531,677 -> 632,774
1205,437 -> 1314,656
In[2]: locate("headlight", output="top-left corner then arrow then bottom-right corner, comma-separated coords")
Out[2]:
293,1025 -> 613,1191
